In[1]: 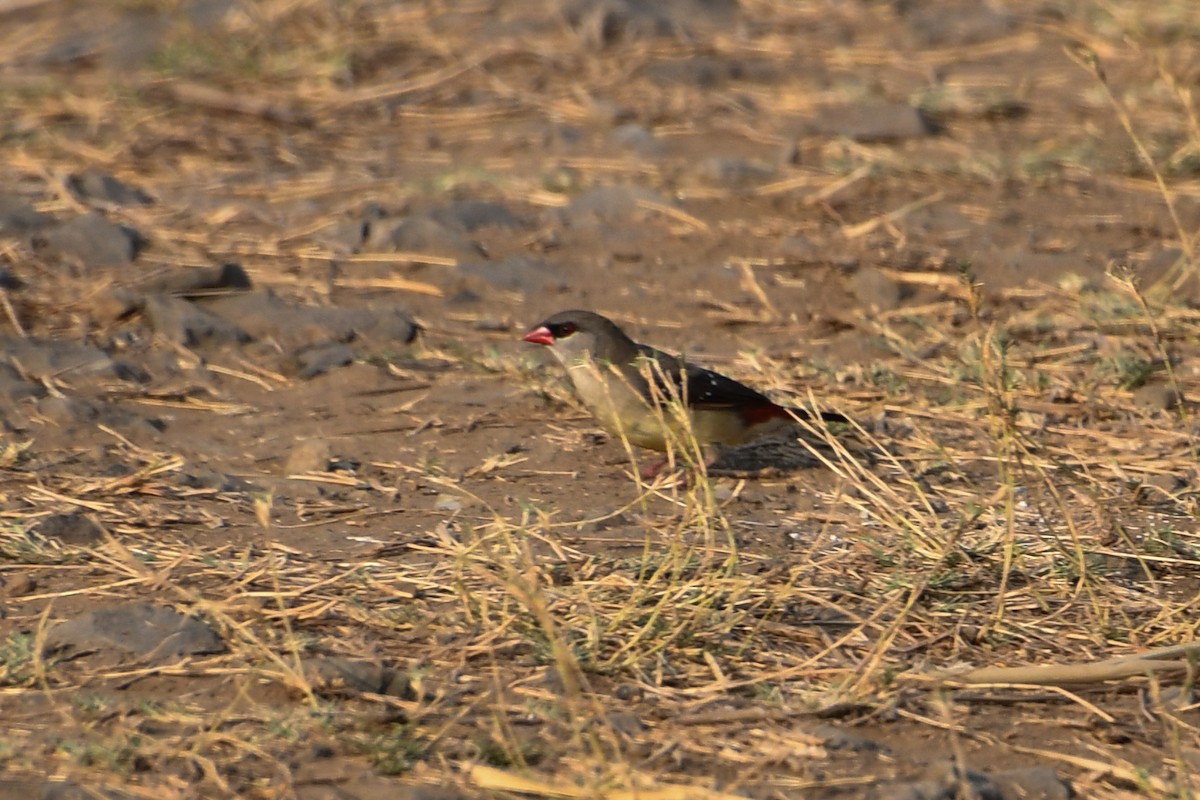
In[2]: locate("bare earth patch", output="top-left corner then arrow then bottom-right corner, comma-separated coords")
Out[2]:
1,0 -> 1200,797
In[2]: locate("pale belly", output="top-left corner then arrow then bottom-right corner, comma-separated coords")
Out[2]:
566,362 -> 783,452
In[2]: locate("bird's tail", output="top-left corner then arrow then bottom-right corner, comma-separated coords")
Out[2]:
785,405 -> 850,425
745,403 -> 850,426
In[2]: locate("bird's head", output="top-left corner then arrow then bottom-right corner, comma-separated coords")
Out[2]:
522,310 -> 634,365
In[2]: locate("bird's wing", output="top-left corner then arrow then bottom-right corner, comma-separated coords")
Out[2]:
633,344 -> 849,424
634,345 -> 776,410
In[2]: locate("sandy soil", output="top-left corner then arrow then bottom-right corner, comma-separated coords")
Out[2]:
1,1 -> 1199,797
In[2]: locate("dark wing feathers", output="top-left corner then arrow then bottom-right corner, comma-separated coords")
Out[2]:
636,345 -> 777,409
635,344 -> 849,424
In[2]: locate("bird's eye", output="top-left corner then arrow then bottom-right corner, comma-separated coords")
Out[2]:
554,322 -> 577,337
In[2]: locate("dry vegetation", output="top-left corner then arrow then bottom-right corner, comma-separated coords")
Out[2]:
2,0 -> 1200,798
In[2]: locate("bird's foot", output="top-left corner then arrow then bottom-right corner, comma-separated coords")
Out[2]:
639,457 -> 673,481
638,450 -> 720,483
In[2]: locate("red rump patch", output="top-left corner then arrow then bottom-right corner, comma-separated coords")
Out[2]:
739,403 -> 792,426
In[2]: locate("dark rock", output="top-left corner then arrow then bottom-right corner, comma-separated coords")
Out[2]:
177,466 -> 257,493
566,0 -> 672,46
286,342 -> 356,379
32,212 -> 144,268
38,395 -> 165,437
37,396 -> 97,426
92,287 -> 144,321
434,494 -> 464,512
458,255 -> 567,294
365,214 -> 483,260
134,262 -> 251,297
900,3 -> 1016,48
302,657 -> 414,698
873,762 -> 1071,800
36,30 -> 98,66
322,217 -> 371,254
0,338 -> 127,381
559,185 -> 675,226
851,266 -> 905,310
1139,472 -> 1183,497
0,780 -> 133,800
991,248 -> 1079,289
812,724 -> 885,753
2,574 -> 37,598
323,202 -> 390,254
44,602 -> 225,662
0,266 -> 22,289
777,236 -> 823,263
102,6 -> 176,71
66,168 -> 154,206
876,772 -> 987,800
614,683 -> 643,701
358,201 -> 389,221
643,54 -> 780,86
805,102 -> 938,142
643,56 -> 726,86
32,512 -> 104,545
916,85 -> 1029,121
143,294 -> 251,346
609,123 -> 663,155
0,194 -> 53,236
1132,383 -> 1182,411
1141,247 -> 1186,281
564,0 -> 739,47
309,743 -> 336,759
605,712 -> 646,736
0,361 -> 43,402
285,438 -> 333,474
109,359 -> 151,384
204,289 -> 418,348
430,200 -> 524,232
691,156 -> 776,187
447,287 -> 483,305
359,307 -> 423,343
991,766 -> 1073,799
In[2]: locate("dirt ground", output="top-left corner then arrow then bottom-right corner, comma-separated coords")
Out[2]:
2,0 -> 1200,797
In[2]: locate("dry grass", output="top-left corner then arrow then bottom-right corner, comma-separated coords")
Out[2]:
2,0 -> 1200,797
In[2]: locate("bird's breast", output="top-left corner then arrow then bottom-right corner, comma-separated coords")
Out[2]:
565,362 -> 672,451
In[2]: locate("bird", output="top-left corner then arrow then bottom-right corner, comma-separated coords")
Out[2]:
522,309 -> 847,472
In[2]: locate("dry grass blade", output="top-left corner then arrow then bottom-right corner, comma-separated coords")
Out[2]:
4,0 -> 1200,796
469,764 -> 750,799
941,642 -> 1200,686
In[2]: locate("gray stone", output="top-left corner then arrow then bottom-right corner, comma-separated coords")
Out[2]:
805,102 -> 938,142
45,602 -> 225,662
134,262 -> 251,297
32,513 -> 105,545
458,255 -> 567,293
0,338 -> 126,380
430,200 -> 524,232
0,194 -> 53,236
143,294 -> 251,346
285,343 -> 356,379
851,266 -> 905,310
32,212 -> 144,268
302,657 -> 414,698
366,214 -> 483,260
66,168 -> 154,206
285,438 -> 333,474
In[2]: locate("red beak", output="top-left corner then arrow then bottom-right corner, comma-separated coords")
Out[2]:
522,325 -> 554,346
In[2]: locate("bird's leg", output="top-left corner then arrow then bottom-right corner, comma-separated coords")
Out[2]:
638,445 -> 721,481
639,456 -> 672,480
